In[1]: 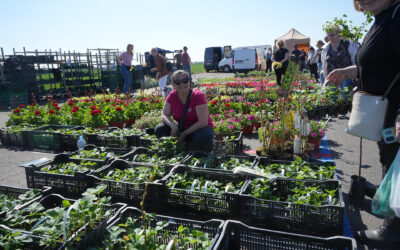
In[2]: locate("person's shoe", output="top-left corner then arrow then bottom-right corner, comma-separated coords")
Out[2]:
355,217 -> 400,249
338,114 -> 347,119
365,181 -> 378,199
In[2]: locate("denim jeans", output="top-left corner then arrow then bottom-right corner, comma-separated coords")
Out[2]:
182,65 -> 191,80
120,65 -> 131,94
340,79 -> 352,100
318,62 -> 324,84
155,123 -> 214,152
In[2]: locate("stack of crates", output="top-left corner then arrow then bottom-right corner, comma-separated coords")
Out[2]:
0,73 -> 29,109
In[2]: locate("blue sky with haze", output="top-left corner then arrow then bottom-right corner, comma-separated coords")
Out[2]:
0,0 -> 370,62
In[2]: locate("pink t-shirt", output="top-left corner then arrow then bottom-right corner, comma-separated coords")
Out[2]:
121,52 -> 133,66
166,89 -> 213,130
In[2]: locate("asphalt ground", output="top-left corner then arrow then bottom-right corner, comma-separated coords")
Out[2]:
0,72 -> 386,249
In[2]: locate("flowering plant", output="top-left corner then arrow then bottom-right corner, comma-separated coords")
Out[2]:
66,106 -> 85,125
213,118 -> 241,135
124,103 -> 141,120
85,109 -> 106,128
308,120 -> 328,140
23,107 -> 45,126
45,109 -> 62,124
134,111 -> 162,129
108,106 -> 126,123
6,106 -> 25,126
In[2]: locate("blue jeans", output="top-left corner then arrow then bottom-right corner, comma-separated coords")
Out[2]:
340,79 -> 352,100
155,123 -> 214,152
120,65 -> 131,94
318,62 -> 324,84
182,64 -> 191,79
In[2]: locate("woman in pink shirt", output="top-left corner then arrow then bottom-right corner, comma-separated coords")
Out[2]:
155,70 -> 214,152
117,44 -> 134,94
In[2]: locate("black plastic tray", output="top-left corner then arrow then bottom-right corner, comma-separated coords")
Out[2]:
69,144 -> 131,164
214,131 -> 243,155
120,147 -> 191,166
214,220 -> 356,250
238,177 -> 344,237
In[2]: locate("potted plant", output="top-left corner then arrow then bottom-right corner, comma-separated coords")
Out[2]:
124,103 -> 140,126
45,109 -> 62,125
213,117 -> 241,138
108,106 -> 125,129
307,120 -> 328,151
85,109 -> 107,129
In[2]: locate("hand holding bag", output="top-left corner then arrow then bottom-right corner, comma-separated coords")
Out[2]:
346,72 -> 400,141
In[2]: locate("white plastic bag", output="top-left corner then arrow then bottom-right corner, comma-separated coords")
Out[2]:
389,149 -> 400,217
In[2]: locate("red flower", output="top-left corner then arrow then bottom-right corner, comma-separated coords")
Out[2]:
112,103 -> 116,106
124,103 -> 127,107
116,106 -> 122,111
49,110 -> 55,114
73,106 -> 79,111
155,100 -> 160,103
105,98 -> 110,102
225,103 -> 230,107
13,108 -> 21,113
34,110 -> 41,115
68,101 -> 74,105
52,100 -> 57,104
53,103 -> 58,107
84,99 -> 89,102
91,110 -> 96,115
55,106 -> 60,110
255,103 -> 259,107
71,109 -> 77,113
90,106 -> 96,110
211,100 -> 217,105
20,104 -> 25,108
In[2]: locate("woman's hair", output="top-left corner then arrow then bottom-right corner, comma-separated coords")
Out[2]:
172,70 -> 189,83
126,44 -> 133,55
309,47 -> 315,51
316,40 -> 325,46
326,24 -> 341,34
354,0 -> 398,12
277,40 -> 285,48
150,47 -> 158,53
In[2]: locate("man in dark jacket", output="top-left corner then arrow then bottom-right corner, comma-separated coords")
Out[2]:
151,48 -> 170,97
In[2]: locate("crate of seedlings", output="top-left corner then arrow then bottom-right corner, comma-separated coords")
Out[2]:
86,159 -> 171,207
97,206 -> 224,249
214,220 -> 356,250
27,125 -> 76,150
214,132 -> 244,155
253,156 -> 337,180
0,186 -> 125,250
69,144 -> 131,165
0,125 -> 32,148
157,166 -> 247,220
21,154 -> 106,197
96,127 -> 128,148
185,152 -> 258,173
238,177 -> 344,237
0,185 -> 52,220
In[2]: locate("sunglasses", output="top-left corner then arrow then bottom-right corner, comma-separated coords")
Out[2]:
174,76 -> 189,85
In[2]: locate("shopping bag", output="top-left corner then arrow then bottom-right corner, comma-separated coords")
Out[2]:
390,149 -> 400,217
371,150 -> 400,216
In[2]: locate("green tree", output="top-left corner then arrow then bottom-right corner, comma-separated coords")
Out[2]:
323,13 -> 373,43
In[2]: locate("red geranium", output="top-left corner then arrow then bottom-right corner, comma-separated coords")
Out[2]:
90,106 -> 96,110
53,103 -> 58,107
225,103 -> 230,107
116,106 -> 122,112
105,98 -> 110,102
211,100 -> 217,105
20,104 -> 25,108
55,106 -> 60,110
71,109 -> 77,113
73,106 -> 79,111
68,101 -> 74,105
34,110 -> 41,115
155,100 -> 160,103
91,110 -> 96,115
84,99 -> 89,102
13,108 -> 21,113
49,110 -> 55,114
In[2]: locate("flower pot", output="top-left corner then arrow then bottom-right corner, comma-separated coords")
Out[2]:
254,122 -> 262,130
108,121 -> 124,129
307,138 -> 322,152
349,175 -> 366,207
242,125 -> 254,135
125,118 -> 135,126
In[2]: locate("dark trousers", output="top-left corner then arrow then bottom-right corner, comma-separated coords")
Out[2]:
155,123 -> 214,152
266,59 -> 272,72
309,63 -> 319,82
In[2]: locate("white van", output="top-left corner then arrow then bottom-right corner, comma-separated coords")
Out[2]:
218,48 -> 267,73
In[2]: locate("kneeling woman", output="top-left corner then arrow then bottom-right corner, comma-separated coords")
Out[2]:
155,70 -> 214,152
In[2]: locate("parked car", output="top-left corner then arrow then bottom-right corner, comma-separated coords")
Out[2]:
218,48 -> 267,74
204,47 -> 224,72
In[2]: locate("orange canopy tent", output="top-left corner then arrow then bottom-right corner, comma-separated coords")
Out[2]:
274,28 -> 310,54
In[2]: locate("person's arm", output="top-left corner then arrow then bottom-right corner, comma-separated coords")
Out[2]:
325,65 -> 358,86
281,52 -> 289,64
348,42 -> 359,65
117,53 -> 124,65
178,103 -> 209,143
161,102 -> 179,136
310,52 -> 318,64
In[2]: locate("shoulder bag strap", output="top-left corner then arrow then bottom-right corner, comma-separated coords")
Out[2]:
177,88 -> 193,137
382,72 -> 400,100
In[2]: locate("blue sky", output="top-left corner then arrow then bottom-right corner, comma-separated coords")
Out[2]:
0,0 -> 370,62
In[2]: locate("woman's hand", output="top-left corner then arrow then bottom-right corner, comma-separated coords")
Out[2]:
150,68 -> 158,73
170,123 -> 178,137
325,69 -> 347,87
177,132 -> 186,144
396,115 -> 400,143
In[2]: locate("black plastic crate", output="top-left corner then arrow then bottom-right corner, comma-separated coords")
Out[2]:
214,220 -> 355,250
96,127 -> 128,148
86,159 -> 173,207
100,206 -> 224,250
20,154 -> 106,197
3,194 -> 125,250
185,152 -> 257,173
156,166 -> 247,220
120,147 -> 191,166
255,157 -> 338,180
69,144 -> 131,164
238,178 -> 344,237
214,132 -> 243,155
